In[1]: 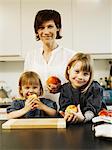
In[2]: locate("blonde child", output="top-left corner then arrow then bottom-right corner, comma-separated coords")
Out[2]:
7,71 -> 57,119
59,53 -> 106,123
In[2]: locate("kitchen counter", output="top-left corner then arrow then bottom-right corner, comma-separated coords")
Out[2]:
0,108 -> 7,120
0,121 -> 112,150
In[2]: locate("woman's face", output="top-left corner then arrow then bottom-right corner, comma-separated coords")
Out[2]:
68,61 -> 90,89
37,20 -> 59,45
21,82 -> 40,98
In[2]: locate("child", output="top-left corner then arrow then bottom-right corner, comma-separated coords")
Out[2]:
7,71 -> 57,119
59,52 -> 106,123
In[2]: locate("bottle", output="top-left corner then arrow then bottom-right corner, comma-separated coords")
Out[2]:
104,77 -> 108,89
108,61 -> 112,89
99,77 -> 105,88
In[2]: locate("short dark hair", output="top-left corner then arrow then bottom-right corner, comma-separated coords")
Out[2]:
34,9 -> 62,40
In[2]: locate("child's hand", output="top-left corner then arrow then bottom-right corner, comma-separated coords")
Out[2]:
24,98 -> 36,111
59,111 -> 65,117
59,110 -> 76,122
25,94 -> 39,111
59,105 -> 85,123
70,105 -> 85,123
32,99 -> 45,110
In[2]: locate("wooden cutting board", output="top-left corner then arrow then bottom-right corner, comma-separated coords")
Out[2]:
2,118 -> 66,129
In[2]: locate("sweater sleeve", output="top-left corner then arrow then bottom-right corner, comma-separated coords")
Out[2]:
84,111 -> 95,122
82,81 -> 106,116
41,98 -> 57,111
7,100 -> 24,113
59,84 -> 73,111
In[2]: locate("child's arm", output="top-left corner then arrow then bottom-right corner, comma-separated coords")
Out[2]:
7,98 -> 36,119
83,81 -> 107,116
7,107 -> 29,119
59,84 -> 74,112
33,99 -> 57,116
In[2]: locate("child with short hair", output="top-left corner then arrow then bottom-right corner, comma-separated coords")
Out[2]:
59,52 -> 106,123
7,71 -> 57,119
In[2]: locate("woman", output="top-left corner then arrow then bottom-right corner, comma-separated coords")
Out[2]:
24,9 -> 74,108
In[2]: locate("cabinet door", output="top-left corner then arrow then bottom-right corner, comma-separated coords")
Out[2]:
0,0 -> 21,56
72,0 -> 111,54
21,0 -> 72,56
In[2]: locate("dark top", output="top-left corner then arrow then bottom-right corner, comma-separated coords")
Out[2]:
59,81 -> 106,116
7,98 -> 57,118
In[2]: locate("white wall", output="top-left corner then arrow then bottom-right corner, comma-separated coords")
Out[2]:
0,62 -> 24,97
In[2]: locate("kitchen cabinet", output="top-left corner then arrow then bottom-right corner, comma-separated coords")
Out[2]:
0,0 -> 21,56
21,0 -> 112,57
0,0 -> 112,59
21,0 -> 72,57
72,0 -> 111,54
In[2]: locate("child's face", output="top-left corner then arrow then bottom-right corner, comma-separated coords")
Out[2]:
21,83 -> 40,98
68,61 -> 90,89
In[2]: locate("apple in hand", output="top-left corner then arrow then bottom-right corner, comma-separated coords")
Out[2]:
46,76 -> 61,94
27,93 -> 37,99
65,105 -> 78,113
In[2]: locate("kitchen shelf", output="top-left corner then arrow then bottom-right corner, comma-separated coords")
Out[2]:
0,53 -> 111,61
91,53 -> 112,59
0,103 -> 11,108
0,56 -> 24,62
